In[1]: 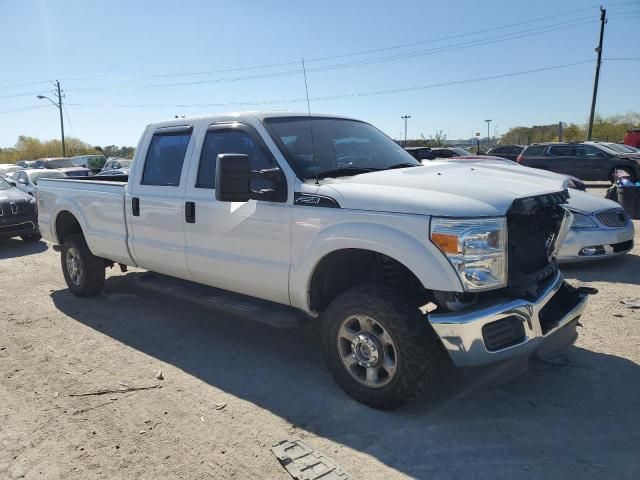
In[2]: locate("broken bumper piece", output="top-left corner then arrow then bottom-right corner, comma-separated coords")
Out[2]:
428,271 -> 588,368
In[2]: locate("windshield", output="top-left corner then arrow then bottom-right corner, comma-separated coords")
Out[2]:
451,148 -> 473,156
264,117 -> 420,179
603,143 -> 636,153
118,159 -> 133,168
31,171 -> 67,184
46,159 -> 79,168
0,176 -> 10,190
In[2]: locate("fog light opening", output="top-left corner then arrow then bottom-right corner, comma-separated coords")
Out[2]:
579,245 -> 605,256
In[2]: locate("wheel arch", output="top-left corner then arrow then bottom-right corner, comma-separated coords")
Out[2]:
54,209 -> 85,244
289,223 -> 463,314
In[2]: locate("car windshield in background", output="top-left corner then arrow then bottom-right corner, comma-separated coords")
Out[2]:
118,159 -> 133,168
451,148 -> 472,156
0,176 -> 11,190
603,143 -> 636,154
264,117 -> 420,179
47,159 -> 78,168
31,171 -> 67,184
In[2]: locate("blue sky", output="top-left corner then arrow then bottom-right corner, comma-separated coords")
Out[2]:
0,0 -> 638,148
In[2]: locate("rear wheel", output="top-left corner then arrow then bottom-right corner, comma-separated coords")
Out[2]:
20,233 -> 41,242
321,284 -> 445,410
61,233 -> 105,296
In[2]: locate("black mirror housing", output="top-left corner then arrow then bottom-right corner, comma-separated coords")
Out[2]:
215,154 -> 252,202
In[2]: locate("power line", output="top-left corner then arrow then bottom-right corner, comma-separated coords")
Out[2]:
0,80 -> 53,90
62,103 -> 75,136
53,6 -> 598,83
58,17 -> 594,95
0,105 -> 50,115
63,59 -> 594,111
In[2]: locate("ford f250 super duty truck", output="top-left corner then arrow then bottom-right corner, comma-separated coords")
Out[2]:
38,112 -> 590,409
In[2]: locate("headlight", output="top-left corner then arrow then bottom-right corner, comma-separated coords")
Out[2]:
430,217 -> 507,291
570,211 -> 597,229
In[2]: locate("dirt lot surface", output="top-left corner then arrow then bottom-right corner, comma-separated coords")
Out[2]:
1,214 -> 639,479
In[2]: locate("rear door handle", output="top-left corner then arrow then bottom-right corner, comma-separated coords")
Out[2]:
185,201 -> 196,223
132,197 -> 140,216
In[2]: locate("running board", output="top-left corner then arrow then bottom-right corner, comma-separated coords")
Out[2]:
134,272 -> 311,328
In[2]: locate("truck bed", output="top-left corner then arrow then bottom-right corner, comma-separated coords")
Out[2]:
37,178 -> 135,266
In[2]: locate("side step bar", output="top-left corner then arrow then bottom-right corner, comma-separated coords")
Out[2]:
134,272 -> 311,328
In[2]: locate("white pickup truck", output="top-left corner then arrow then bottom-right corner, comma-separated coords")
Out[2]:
38,112 -> 590,409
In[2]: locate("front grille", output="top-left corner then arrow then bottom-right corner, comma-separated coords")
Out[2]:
596,209 -> 628,227
482,316 -> 526,351
612,239 -> 633,253
0,201 -> 36,222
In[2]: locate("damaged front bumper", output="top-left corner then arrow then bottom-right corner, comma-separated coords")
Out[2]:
428,271 -> 588,368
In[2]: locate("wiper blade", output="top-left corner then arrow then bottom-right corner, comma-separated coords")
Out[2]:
315,167 -> 378,179
385,163 -> 421,170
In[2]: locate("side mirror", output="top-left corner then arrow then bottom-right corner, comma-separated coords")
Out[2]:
7,180 -> 17,187
215,154 -> 284,202
215,154 -> 252,202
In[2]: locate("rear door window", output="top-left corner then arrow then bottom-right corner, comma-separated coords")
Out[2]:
142,129 -> 192,186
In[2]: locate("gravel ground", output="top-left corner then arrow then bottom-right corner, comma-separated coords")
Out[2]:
0,217 -> 638,479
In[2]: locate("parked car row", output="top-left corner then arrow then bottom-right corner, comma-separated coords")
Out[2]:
0,155 -> 134,179
407,141 -> 640,183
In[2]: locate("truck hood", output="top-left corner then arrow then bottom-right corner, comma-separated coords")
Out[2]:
318,163 -> 567,217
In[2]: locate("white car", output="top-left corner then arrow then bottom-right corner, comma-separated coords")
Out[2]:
37,112 -> 591,409
0,164 -> 24,177
421,156 -> 634,262
12,168 -> 67,196
558,189 -> 634,262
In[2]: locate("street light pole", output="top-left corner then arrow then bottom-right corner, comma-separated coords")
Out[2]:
401,115 -> 411,147
37,80 -> 66,157
485,119 -> 492,148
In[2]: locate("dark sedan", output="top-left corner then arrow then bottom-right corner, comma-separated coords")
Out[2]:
0,176 -> 40,242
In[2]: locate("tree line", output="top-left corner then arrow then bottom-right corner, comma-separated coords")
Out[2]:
499,112 -> 640,145
0,135 -> 135,163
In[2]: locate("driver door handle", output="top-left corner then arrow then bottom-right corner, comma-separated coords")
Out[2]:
185,201 -> 196,223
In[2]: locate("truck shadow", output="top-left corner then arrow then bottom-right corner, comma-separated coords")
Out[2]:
561,252 -> 640,286
0,238 -> 48,259
51,274 -> 640,479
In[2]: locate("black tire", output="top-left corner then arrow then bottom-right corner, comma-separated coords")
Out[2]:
61,233 -> 105,296
610,167 -> 636,184
321,284 -> 445,410
20,233 -> 41,242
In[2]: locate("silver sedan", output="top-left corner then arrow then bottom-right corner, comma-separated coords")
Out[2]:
559,189 -> 635,263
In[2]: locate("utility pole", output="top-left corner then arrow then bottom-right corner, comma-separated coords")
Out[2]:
587,6 -> 606,141
558,121 -> 564,142
401,115 -> 411,147
56,80 -> 66,157
484,119 -> 492,148
36,80 -> 66,157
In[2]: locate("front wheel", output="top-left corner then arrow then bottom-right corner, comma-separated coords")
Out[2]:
61,233 -> 105,296
321,285 -> 445,410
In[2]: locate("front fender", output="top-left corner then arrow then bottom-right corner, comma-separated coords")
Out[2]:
289,220 -> 462,313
